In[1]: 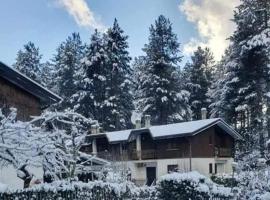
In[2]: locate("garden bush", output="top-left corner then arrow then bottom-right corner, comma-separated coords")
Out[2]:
211,174 -> 238,188
157,171 -> 232,200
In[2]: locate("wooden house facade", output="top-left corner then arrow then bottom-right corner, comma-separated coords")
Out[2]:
83,118 -> 241,186
0,61 -> 61,121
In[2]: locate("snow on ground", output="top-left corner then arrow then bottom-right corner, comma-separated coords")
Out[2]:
0,166 -> 43,189
0,182 -> 7,193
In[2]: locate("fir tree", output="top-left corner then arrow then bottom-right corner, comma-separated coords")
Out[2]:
14,42 -> 42,83
210,0 -> 270,153
103,19 -> 134,131
183,47 -> 215,120
135,15 -> 190,125
52,33 -> 84,109
72,20 -> 134,131
40,61 -> 55,89
72,30 -> 108,120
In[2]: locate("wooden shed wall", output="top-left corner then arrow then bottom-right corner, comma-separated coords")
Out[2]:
0,77 -> 41,121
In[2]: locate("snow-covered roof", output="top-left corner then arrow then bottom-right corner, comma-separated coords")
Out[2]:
89,118 -> 242,143
147,118 -> 241,140
149,118 -> 219,138
0,61 -> 61,105
106,129 -> 132,143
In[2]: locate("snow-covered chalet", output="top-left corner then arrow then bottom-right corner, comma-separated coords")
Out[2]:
84,111 -> 242,186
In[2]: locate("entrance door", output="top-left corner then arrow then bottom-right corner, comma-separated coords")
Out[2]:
146,167 -> 156,186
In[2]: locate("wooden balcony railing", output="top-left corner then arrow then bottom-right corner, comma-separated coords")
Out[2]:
215,147 -> 231,157
95,148 -> 184,161
142,149 -> 157,159
130,149 -> 182,160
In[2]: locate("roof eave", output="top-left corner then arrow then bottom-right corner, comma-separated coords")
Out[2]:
0,61 -> 62,105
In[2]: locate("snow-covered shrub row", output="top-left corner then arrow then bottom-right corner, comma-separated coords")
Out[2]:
0,180 -> 156,200
211,174 -> 238,188
219,152 -> 270,199
157,171 -> 232,200
126,183 -> 156,200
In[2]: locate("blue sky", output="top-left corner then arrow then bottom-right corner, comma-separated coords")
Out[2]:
0,0 -> 238,66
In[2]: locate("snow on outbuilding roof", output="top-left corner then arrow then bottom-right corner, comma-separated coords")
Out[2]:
0,61 -> 61,106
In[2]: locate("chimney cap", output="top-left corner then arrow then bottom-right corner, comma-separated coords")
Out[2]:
201,108 -> 207,120
135,119 -> 141,129
145,115 -> 151,128
91,124 -> 99,134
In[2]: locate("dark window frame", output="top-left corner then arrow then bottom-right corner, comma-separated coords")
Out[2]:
209,163 -> 213,174
167,165 -> 178,173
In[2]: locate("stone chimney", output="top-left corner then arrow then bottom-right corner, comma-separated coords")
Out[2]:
201,108 -> 207,120
135,119 -> 141,129
91,124 -> 99,134
145,115 -> 151,128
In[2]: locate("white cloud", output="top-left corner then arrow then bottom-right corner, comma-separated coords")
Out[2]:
56,0 -> 106,31
179,0 -> 240,60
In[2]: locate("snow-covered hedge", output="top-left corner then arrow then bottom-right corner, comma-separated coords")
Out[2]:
211,174 -> 238,188
157,171 -> 232,200
0,180 -> 156,200
0,172 -> 234,200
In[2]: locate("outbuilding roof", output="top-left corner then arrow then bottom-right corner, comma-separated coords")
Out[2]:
0,61 -> 61,106
88,118 -> 242,143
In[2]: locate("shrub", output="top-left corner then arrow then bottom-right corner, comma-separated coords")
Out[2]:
0,180 -> 156,200
211,174 -> 238,188
157,171 -> 232,200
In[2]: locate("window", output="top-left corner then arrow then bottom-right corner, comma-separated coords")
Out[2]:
209,136 -> 213,145
209,163 -> 213,174
167,165 -> 178,173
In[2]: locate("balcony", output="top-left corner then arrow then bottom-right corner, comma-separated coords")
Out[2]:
94,148 -> 185,161
130,149 -> 156,160
131,149 -> 182,160
215,147 -> 232,157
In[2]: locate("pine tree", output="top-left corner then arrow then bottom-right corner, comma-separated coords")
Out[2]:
135,15 -> 190,125
208,48 -> 230,120
183,47 -> 214,120
40,61 -> 55,89
52,33 -> 84,109
210,0 -> 270,153
72,30 -> 108,119
102,19 -> 134,131
72,20 -> 134,131
14,42 -> 42,83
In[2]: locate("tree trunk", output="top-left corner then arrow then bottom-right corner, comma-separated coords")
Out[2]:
17,164 -> 33,188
